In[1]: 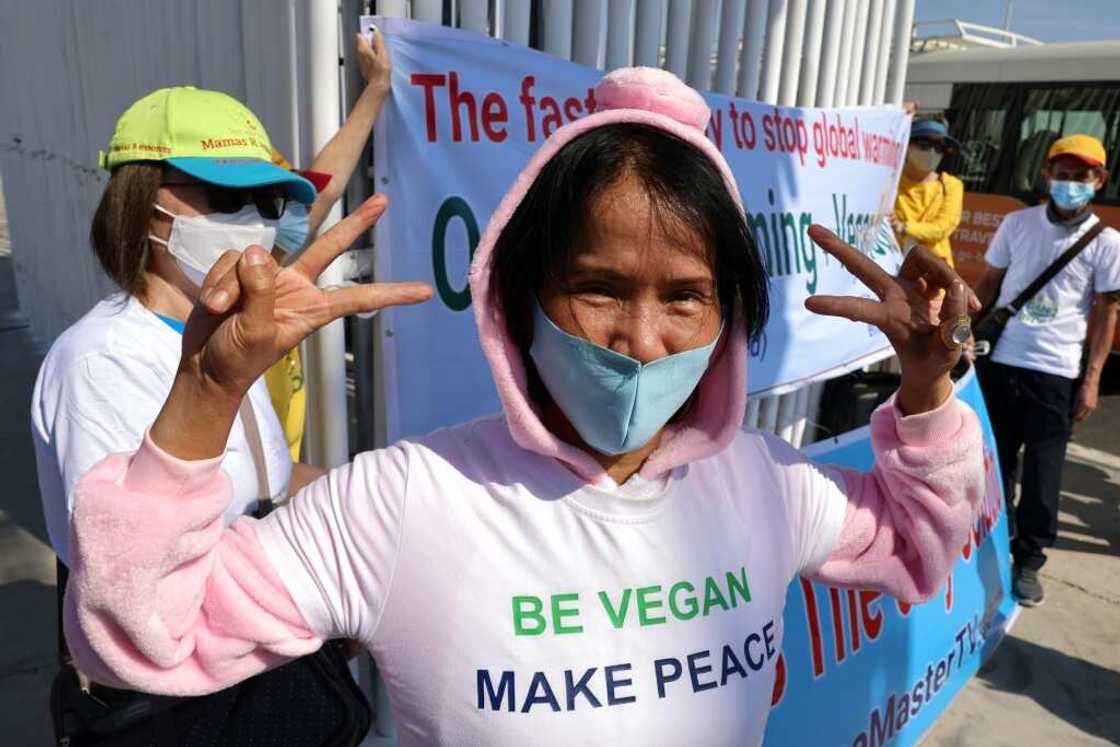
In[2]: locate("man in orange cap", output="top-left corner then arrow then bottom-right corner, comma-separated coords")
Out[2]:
972,134 -> 1120,606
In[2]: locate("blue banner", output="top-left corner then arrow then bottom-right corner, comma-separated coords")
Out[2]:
763,366 -> 1017,746
363,21 -> 1016,742
366,17 -> 909,443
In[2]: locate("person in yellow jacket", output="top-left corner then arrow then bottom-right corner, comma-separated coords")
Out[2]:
891,117 -> 964,267
266,27 -> 392,460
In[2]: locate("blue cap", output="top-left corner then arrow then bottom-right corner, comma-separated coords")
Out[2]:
910,120 -> 961,151
165,156 -> 318,205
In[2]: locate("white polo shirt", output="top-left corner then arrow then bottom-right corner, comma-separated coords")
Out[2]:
986,205 -> 1120,378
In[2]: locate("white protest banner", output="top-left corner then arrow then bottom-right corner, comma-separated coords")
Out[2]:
366,17 -> 909,443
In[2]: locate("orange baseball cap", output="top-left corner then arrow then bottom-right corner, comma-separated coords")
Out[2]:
1047,134 -> 1107,167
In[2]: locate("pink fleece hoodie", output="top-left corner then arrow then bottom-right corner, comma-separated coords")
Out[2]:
63,68 -> 983,744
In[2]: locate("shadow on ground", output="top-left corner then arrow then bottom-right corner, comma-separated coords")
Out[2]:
977,633 -> 1120,743
0,575 -> 57,675
0,244 -> 57,744
1052,459 -> 1120,557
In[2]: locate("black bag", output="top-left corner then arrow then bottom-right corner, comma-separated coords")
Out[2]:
49,399 -> 372,746
974,219 -> 1106,354
50,629 -> 371,746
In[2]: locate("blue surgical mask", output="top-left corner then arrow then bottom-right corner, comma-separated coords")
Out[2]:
274,201 -> 311,253
529,300 -> 723,456
1049,180 -> 1096,211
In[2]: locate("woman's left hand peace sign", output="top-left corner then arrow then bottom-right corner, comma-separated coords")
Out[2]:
803,225 -> 981,415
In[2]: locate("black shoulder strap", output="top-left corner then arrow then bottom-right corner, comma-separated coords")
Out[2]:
57,558 -> 70,665
1005,218 -> 1106,314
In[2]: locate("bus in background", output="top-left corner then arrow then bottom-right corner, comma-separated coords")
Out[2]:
905,25 -> 1120,350
905,30 -> 1120,278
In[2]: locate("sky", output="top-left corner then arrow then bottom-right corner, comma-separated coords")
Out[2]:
914,0 -> 1120,43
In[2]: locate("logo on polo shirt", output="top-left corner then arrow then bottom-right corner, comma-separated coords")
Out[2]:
1021,296 -> 1058,325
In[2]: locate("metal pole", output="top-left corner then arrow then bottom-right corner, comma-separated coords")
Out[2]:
845,0 -> 868,106
758,395 -> 779,433
757,0 -> 787,103
605,0 -> 636,70
796,0 -> 826,107
833,0 -> 858,106
713,0 -> 747,95
815,0 -> 845,108
633,0 -> 666,67
873,0 -> 896,103
775,393 -> 794,443
573,0 -> 607,68
493,0 -> 504,39
804,380 -> 825,443
338,1 -> 375,458
303,0 -> 349,472
885,0 -> 915,104
540,0 -> 574,60
377,0 -> 409,17
777,391 -> 799,443
503,0 -> 532,44
460,0 -> 490,33
665,0 -> 693,79
287,0 -> 302,163
411,0 -> 442,22
737,0 -> 769,100
858,0 -> 884,105
790,386 -> 810,446
686,0 -> 721,90
790,0 -> 830,446
777,0 -> 807,107
745,397 -> 761,428
363,3 -> 412,737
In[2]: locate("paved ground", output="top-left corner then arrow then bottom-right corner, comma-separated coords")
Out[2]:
0,177 -> 1116,743
925,368 -> 1120,747
0,179 -> 59,743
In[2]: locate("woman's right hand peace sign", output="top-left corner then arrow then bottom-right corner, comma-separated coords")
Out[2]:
152,195 -> 431,460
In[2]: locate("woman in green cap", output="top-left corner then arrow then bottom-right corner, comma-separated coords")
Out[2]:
32,81 -> 396,744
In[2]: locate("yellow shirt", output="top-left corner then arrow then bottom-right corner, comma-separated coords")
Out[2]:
264,347 -> 306,461
894,172 -> 964,267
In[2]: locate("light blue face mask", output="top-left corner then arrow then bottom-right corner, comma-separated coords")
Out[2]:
274,201 -> 311,253
1049,180 -> 1096,211
529,300 -> 723,456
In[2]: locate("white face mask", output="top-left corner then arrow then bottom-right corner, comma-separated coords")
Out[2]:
907,143 -> 943,174
148,204 -> 278,287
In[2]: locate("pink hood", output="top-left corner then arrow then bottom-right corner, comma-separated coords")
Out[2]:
468,67 -> 749,484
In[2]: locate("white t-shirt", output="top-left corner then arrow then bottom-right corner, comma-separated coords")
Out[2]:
986,205 -> 1120,378
32,293 -> 291,565
258,416 -> 848,746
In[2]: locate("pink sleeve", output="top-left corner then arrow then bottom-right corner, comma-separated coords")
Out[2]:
811,393 -> 985,603
63,433 -> 322,696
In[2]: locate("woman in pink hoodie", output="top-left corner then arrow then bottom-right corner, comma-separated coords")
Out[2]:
63,68 -> 984,745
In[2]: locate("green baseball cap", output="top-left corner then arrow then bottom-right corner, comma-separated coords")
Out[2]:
99,86 -> 317,205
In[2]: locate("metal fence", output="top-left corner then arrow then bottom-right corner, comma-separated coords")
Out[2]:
0,0 -> 914,464
0,0 -> 915,740
370,0 -> 914,453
